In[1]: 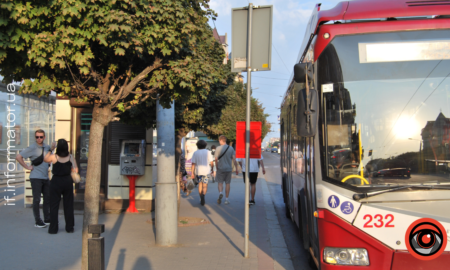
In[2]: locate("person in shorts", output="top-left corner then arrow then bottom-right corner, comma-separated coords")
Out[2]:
237,156 -> 265,205
215,135 -> 238,205
191,140 -> 214,206
210,145 -> 217,182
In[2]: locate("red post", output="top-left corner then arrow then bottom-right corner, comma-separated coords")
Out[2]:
126,175 -> 139,213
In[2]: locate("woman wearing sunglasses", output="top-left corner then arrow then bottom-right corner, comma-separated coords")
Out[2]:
44,139 -> 78,234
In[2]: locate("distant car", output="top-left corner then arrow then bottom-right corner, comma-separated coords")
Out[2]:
330,148 -> 351,167
375,168 -> 410,178
271,147 -> 278,153
266,148 -> 271,152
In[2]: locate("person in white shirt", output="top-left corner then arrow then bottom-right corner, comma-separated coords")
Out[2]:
237,155 -> 265,205
191,140 -> 214,206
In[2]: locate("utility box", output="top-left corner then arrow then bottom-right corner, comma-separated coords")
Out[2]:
120,140 -> 146,175
236,121 -> 262,159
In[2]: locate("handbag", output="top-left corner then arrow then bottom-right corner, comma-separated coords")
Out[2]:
186,179 -> 195,190
69,155 -> 81,184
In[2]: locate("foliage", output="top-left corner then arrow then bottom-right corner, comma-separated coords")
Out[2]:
0,0 -> 225,111
118,62 -> 235,132
204,82 -> 271,143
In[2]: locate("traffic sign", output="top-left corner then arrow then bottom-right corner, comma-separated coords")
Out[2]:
236,121 -> 262,159
231,5 -> 273,72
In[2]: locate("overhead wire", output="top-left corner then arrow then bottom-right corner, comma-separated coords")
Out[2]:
272,44 -> 290,73
380,60 -> 443,147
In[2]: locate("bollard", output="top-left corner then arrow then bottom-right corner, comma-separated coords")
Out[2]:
88,224 -> 105,270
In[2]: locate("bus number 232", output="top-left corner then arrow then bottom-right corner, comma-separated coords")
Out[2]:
363,214 -> 395,228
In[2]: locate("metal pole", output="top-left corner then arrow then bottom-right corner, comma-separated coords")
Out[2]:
244,3 -> 253,259
155,99 -> 178,246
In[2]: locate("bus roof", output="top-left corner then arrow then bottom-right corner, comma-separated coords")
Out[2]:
300,0 -> 450,64
280,0 -> 450,108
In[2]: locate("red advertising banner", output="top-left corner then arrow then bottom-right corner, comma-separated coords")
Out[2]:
236,121 -> 262,159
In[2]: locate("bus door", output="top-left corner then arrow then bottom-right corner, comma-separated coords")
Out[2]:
288,106 -> 294,216
306,136 -> 320,266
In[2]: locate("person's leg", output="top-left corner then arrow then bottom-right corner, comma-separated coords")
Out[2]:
48,181 -> 61,234
250,173 -> 258,201
202,183 -> 208,195
30,179 -> 43,223
42,179 -> 51,222
225,172 -> 231,198
216,172 -> 224,194
217,171 -> 224,204
251,184 -> 256,201
198,180 -> 203,195
62,179 -> 75,232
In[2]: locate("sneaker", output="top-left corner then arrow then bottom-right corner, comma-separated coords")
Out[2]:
200,194 -> 205,206
249,200 -> 255,205
35,220 -> 47,228
224,199 -> 229,205
217,194 -> 223,204
44,220 -> 51,225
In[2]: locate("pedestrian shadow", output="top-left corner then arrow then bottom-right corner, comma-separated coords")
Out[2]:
114,250 -> 152,270
103,213 -> 125,269
115,248 -> 126,270
183,185 -> 246,257
132,256 -> 152,270
198,202 -> 244,256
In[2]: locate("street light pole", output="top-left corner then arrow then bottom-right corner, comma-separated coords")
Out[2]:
244,2 -> 253,259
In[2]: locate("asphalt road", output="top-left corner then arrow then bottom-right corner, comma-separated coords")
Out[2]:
262,152 -> 315,270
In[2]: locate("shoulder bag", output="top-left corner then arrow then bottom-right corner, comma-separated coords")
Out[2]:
218,145 -> 230,160
31,148 -> 44,166
70,155 -> 81,184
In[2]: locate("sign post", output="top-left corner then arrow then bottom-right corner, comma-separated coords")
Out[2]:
232,3 -> 272,258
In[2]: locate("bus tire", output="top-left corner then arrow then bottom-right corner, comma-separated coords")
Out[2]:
308,253 -> 318,269
282,174 -> 287,204
285,202 -> 290,219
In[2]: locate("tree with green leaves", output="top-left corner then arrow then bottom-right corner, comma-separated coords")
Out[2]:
1,0 -> 227,268
205,82 -> 271,144
119,61 -> 235,184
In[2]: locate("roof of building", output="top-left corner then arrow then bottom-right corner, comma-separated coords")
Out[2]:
212,28 -> 226,44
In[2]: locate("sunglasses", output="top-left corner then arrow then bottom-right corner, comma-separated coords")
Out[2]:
35,136 -> 44,139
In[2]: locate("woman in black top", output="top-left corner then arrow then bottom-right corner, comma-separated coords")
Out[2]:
44,139 -> 78,234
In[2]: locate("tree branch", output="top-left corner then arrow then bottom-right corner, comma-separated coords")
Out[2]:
112,91 -> 155,116
111,58 -> 162,107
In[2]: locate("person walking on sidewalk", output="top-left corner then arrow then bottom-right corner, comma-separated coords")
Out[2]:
44,139 -> 78,234
215,135 -> 238,205
16,129 -> 55,228
237,156 -> 265,205
210,145 -> 217,182
191,140 -> 214,206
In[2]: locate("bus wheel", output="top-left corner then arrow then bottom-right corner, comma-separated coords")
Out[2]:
308,253 -> 318,269
285,203 -> 290,219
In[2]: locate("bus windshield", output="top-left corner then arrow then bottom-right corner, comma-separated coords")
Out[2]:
319,29 -> 450,187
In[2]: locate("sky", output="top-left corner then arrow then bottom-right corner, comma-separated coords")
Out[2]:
208,0 -> 342,146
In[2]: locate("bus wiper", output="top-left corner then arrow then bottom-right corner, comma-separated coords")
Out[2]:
353,185 -> 450,200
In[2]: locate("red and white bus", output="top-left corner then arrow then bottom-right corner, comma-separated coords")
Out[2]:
279,1 -> 450,269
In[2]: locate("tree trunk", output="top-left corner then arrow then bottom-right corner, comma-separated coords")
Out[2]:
81,104 -> 113,270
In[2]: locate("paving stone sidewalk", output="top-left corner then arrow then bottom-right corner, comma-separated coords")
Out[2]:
0,172 -> 294,270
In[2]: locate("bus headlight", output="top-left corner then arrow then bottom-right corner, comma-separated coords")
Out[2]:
324,247 -> 370,266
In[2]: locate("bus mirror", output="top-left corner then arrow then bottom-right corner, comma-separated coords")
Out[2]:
297,87 -> 318,137
293,63 -> 313,83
